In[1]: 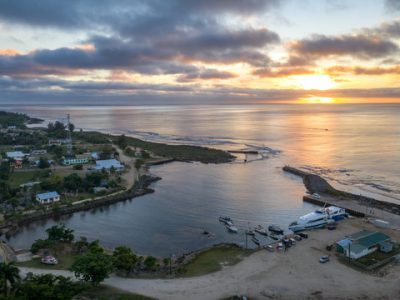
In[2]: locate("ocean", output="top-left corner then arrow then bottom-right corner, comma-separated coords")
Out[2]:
3,103 -> 400,256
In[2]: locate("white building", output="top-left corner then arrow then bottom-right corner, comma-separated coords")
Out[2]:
6,151 -> 28,160
95,159 -> 124,171
36,191 -> 60,204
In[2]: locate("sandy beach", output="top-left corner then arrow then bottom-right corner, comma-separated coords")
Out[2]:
19,217 -> 400,300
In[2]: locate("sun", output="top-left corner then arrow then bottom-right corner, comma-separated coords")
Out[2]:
293,75 -> 336,90
301,96 -> 335,104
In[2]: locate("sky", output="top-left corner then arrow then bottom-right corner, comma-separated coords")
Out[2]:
0,0 -> 399,105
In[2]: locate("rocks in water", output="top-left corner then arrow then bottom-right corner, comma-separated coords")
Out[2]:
303,174 -> 335,194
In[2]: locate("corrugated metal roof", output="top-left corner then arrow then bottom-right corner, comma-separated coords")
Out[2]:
95,159 -> 123,169
357,232 -> 390,247
37,191 -> 60,200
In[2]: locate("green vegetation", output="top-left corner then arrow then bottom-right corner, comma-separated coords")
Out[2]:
113,246 -> 137,276
76,131 -> 234,163
356,244 -> 400,267
80,286 -> 156,300
177,245 -> 249,277
16,253 -> 77,270
0,262 -> 20,297
0,111 -> 38,129
71,246 -> 115,285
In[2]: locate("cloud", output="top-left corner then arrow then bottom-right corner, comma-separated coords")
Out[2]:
326,65 -> 400,75
290,34 -> 398,59
177,69 -> 237,82
385,0 -> 400,11
253,67 -> 314,77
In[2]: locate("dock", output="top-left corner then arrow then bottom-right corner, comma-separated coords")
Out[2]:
303,195 -> 366,217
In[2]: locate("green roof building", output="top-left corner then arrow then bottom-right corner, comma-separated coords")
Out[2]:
336,230 -> 391,259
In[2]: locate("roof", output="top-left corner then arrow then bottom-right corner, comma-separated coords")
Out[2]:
36,191 -> 60,200
339,230 -> 391,253
6,151 -> 25,158
95,159 -> 123,169
357,232 -> 390,247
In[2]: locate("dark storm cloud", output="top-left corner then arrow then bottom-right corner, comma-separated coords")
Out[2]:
0,0 -> 283,30
0,0 -> 280,77
291,34 -> 398,59
177,69 -> 237,82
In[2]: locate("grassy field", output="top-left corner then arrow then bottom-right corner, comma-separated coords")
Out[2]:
178,245 -> 250,277
81,286 -> 156,300
74,131 -> 234,163
9,170 -> 47,188
16,253 -> 76,270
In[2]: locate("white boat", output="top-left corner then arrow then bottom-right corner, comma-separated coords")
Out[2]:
226,224 -> 238,233
289,206 -> 347,232
254,225 -> 268,236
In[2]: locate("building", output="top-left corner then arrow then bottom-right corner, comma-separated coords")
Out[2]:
95,159 -> 124,171
31,149 -> 47,155
336,230 -> 392,259
36,191 -> 60,204
62,156 -> 90,166
6,151 -> 28,160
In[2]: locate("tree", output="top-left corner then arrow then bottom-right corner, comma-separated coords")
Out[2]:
16,273 -> 87,300
63,173 -> 83,191
0,262 -> 20,297
73,164 -> 83,170
135,159 -> 144,170
46,224 -> 74,242
0,161 -> 10,180
143,256 -> 157,270
73,237 -> 89,254
68,123 -> 75,133
30,239 -> 53,254
38,157 -> 50,169
117,134 -> 127,149
70,252 -> 114,285
113,246 -> 137,276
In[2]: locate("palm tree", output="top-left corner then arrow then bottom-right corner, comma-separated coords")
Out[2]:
0,262 -> 21,297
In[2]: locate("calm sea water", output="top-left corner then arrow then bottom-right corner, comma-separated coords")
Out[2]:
3,103 -> 400,256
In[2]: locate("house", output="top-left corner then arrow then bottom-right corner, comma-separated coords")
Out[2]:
95,159 -> 124,171
336,230 -> 392,259
6,151 -> 28,160
91,152 -> 100,160
62,155 -> 90,166
36,191 -> 60,204
31,149 -> 47,155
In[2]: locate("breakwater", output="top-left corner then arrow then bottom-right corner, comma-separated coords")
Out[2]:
283,166 -> 400,216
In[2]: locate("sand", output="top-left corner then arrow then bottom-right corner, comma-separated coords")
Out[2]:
19,218 -> 400,300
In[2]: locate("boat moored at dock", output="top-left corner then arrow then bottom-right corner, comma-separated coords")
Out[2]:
289,206 -> 347,232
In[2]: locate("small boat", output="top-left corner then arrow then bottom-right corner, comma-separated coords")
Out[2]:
264,245 -> 274,252
268,225 -> 284,235
219,216 -> 232,224
254,225 -> 268,236
226,224 -> 238,233
252,236 -> 260,245
269,234 -> 280,241
245,229 -> 255,236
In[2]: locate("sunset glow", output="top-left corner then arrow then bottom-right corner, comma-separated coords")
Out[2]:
0,1 -> 399,104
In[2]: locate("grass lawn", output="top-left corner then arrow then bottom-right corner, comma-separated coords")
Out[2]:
9,170 -> 46,188
356,244 -> 400,267
178,245 -> 250,277
16,253 -> 76,270
81,285 -> 156,300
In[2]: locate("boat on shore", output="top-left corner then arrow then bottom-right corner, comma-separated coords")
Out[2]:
219,216 -> 232,224
252,236 -> 260,245
269,233 -> 280,240
254,225 -> 268,236
245,229 -> 255,236
226,224 -> 238,233
268,225 -> 284,235
288,206 -> 347,232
